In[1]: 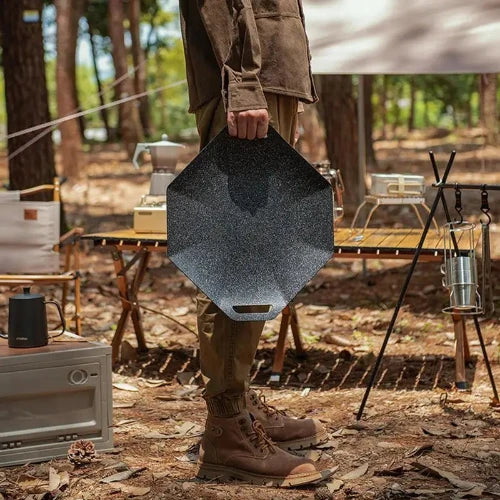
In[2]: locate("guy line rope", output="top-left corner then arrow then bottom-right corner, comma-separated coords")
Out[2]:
1,79 -> 187,154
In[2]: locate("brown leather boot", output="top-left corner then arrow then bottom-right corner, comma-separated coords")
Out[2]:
197,411 -> 323,486
246,389 -> 328,451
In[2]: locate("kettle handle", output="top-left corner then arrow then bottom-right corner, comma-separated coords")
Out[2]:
132,143 -> 150,169
45,300 -> 66,338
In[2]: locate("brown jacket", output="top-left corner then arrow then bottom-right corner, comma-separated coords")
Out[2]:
180,0 -> 317,113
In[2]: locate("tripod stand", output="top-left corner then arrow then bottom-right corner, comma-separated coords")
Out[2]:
357,151 -> 499,420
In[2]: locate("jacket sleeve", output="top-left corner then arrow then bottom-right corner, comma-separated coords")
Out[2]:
198,0 -> 267,112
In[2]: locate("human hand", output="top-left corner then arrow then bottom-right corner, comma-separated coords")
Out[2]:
227,109 -> 269,140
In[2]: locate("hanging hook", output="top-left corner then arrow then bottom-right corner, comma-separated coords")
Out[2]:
454,183 -> 463,223
480,186 -> 492,226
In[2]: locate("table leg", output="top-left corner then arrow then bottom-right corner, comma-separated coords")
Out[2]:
129,251 -> 151,353
112,250 -> 132,362
270,306 -> 291,384
289,304 -> 306,359
111,248 -> 151,362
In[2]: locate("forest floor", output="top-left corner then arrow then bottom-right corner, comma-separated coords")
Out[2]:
0,130 -> 499,499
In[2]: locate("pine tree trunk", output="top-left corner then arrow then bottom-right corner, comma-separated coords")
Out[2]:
55,0 -> 84,178
392,83 -> 402,135
108,0 -> 143,157
408,77 -> 416,132
363,75 -> 377,169
129,0 -> 151,136
0,0 -> 56,199
297,105 -> 325,162
87,21 -> 111,141
380,75 -> 388,139
479,73 -> 498,145
423,94 -> 429,128
316,75 -> 359,210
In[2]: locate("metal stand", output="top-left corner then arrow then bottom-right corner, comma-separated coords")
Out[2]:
357,151 -> 500,419
351,195 -> 440,234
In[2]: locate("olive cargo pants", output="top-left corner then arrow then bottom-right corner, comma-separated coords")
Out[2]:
195,93 -> 298,416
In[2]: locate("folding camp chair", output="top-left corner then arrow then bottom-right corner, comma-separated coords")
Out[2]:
0,178 -> 83,334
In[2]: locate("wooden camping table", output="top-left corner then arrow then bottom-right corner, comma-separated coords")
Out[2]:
83,227 -> 476,379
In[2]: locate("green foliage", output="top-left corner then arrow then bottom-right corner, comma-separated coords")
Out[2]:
3,1 -> 497,143
372,74 -> 482,134
147,38 -> 194,137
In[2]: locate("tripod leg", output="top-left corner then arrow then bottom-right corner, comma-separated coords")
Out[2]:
270,306 -> 291,385
357,151 -> 457,420
357,194 -> 441,419
473,316 -> 499,404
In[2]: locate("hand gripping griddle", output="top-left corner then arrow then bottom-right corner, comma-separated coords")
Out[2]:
167,126 -> 334,321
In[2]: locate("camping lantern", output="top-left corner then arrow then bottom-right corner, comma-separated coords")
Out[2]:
441,221 -> 481,314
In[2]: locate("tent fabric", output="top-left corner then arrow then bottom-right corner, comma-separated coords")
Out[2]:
302,0 -> 500,74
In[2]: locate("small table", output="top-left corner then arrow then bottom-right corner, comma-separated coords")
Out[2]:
83,227 -> 474,382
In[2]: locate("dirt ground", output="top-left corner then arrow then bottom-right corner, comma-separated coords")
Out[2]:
0,132 -> 499,499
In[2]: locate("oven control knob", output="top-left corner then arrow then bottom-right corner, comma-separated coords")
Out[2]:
68,369 -> 88,385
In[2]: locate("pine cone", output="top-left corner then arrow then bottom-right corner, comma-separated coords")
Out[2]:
314,486 -> 333,500
67,439 -> 96,466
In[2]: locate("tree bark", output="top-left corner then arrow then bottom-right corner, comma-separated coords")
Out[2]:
423,94 -> 429,128
108,0 -> 143,157
0,0 -> 56,199
297,105 -> 325,162
129,0 -> 151,136
408,77 -> 416,132
87,18 -> 111,140
380,75 -> 388,139
316,75 -> 360,211
55,0 -> 85,178
363,75 -> 377,169
479,73 -> 498,145
391,81 -> 402,135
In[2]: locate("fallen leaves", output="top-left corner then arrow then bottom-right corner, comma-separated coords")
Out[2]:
14,467 -> 70,498
113,401 -> 136,409
144,421 -> 203,440
326,478 -> 344,493
101,467 -> 146,484
405,443 -> 433,458
113,382 -> 139,392
323,333 -> 355,347
340,463 -> 369,480
413,460 -> 486,495
110,482 -> 151,497
48,467 -> 69,492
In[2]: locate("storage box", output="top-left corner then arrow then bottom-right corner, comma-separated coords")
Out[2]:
0,339 -> 113,466
133,204 -> 167,233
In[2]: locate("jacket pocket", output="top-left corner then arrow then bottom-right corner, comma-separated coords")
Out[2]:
252,0 -> 301,17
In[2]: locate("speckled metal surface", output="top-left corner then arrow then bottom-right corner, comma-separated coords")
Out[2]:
167,126 -> 334,321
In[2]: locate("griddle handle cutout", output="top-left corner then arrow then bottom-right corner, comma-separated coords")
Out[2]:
233,305 -> 272,313
229,304 -> 276,321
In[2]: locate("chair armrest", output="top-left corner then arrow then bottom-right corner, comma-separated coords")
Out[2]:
59,227 -> 84,246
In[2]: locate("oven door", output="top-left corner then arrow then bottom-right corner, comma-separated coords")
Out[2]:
0,362 -> 102,446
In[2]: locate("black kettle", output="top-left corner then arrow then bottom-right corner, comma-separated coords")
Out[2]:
0,287 -> 66,348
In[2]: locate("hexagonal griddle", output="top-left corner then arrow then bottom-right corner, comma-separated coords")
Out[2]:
167,126 -> 333,321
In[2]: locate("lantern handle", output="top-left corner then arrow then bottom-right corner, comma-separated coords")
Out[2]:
480,186 -> 492,226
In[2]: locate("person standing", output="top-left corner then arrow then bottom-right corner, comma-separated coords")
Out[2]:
180,0 -> 328,486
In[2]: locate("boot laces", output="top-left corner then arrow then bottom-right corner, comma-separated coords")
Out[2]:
253,391 -> 286,418
245,420 -> 276,453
